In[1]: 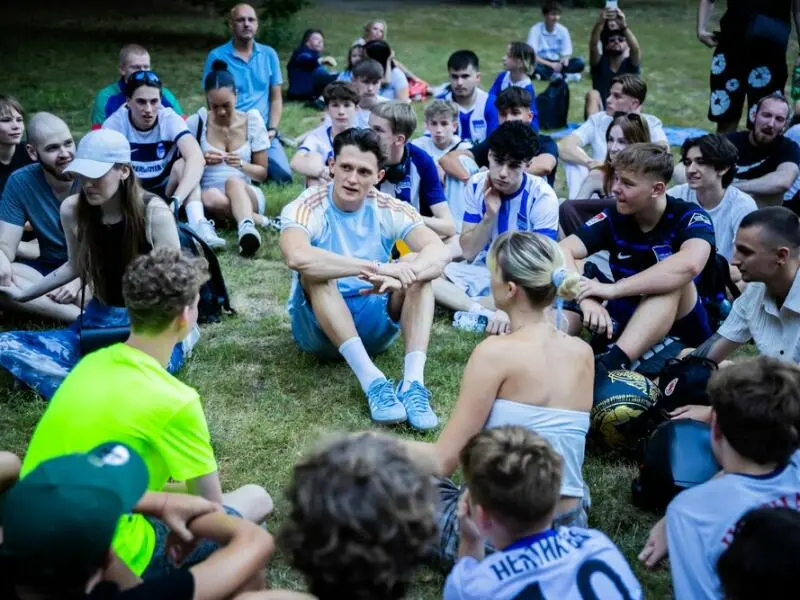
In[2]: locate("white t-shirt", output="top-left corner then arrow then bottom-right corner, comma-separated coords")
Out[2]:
783,124 -> 800,201
666,184 -> 757,261
298,124 -> 335,164
444,527 -> 642,600
571,112 -> 667,162
411,134 -> 471,163
527,22 -> 573,62
280,184 -> 422,298
666,449 -> 800,600
103,105 -> 189,190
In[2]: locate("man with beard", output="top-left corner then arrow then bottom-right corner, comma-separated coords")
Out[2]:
434,50 -> 499,144
0,113 -> 81,322
726,93 -> 800,207
585,8 -> 641,117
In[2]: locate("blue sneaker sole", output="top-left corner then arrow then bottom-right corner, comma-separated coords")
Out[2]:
371,415 -> 408,426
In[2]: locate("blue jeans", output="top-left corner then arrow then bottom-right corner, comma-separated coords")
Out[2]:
268,136 -> 293,184
534,56 -> 586,80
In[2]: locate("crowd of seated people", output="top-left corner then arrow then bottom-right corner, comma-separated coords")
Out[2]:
3,1 -> 800,599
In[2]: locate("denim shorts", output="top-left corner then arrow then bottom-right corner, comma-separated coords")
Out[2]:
141,505 -> 242,580
289,282 -> 400,359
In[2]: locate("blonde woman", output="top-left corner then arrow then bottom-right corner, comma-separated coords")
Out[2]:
409,231 -> 594,564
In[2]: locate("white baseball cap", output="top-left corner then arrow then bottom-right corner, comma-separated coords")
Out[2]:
65,129 -> 132,179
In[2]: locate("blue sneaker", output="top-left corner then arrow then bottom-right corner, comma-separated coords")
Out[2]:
367,378 -> 407,425
397,381 -> 439,431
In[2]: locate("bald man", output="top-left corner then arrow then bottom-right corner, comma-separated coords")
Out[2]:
203,3 -> 292,184
0,112 -> 81,322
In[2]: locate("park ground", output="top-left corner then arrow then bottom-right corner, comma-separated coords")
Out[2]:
0,1 -> 757,596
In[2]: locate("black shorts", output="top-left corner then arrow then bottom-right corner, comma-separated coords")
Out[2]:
708,33 -> 788,124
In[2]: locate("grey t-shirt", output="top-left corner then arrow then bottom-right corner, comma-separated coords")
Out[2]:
667,183 -> 757,261
0,163 -> 69,264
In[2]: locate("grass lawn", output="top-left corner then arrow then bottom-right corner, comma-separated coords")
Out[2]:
0,1 -> 736,597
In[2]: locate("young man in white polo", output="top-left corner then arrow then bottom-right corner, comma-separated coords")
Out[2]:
279,128 -> 450,431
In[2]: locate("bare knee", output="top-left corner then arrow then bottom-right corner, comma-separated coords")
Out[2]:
225,177 -> 247,195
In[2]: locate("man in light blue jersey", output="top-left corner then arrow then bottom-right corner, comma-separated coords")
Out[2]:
203,3 -> 292,184
369,102 -> 457,247
435,51 -> 499,145
279,128 -> 450,431
445,426 -> 642,600
639,357 -> 800,600
434,121 -> 559,335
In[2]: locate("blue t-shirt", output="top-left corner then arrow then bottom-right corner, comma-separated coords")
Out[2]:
488,71 -> 539,132
377,143 -> 447,217
203,41 -> 283,125
444,528 -> 642,600
574,195 -> 716,284
281,184 -> 423,298
0,163 -> 70,265
434,87 -> 499,144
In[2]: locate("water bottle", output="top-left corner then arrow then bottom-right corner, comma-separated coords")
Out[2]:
719,298 -> 732,320
452,311 -> 489,333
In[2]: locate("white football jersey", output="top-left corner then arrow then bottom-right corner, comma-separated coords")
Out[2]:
444,527 -> 642,600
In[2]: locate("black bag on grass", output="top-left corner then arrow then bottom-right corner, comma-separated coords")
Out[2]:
536,78 -> 569,130
178,223 -> 235,323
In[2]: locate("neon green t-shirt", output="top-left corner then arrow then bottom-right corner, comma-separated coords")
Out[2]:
21,343 -> 218,575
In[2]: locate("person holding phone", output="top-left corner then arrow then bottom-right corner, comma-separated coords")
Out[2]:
698,0 -> 799,134
585,4 -> 641,118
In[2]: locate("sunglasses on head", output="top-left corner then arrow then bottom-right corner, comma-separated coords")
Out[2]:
129,71 -> 161,85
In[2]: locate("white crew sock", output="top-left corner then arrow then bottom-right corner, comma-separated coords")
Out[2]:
339,337 -> 385,393
185,200 -> 206,228
400,351 -> 426,393
468,302 -> 494,318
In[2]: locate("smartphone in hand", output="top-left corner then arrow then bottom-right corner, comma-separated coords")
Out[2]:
606,0 -> 618,10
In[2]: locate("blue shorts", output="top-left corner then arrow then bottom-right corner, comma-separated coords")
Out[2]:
289,282 -> 400,359
142,505 -> 242,580
606,294 -> 712,348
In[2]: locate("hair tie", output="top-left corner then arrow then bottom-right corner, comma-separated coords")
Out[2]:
551,267 -> 568,289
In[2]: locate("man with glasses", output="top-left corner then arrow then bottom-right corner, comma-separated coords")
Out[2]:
91,44 -> 184,130
585,7 -> 641,118
103,70 -> 225,249
203,3 -> 293,184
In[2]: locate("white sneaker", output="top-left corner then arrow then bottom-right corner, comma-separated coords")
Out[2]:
565,73 -> 582,83
256,215 -> 282,232
195,218 -> 226,250
237,218 -> 262,257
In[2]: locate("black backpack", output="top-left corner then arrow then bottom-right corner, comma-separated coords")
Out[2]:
178,223 -> 236,323
535,78 -> 569,130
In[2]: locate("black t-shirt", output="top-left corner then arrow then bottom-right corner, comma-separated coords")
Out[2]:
575,195 -> 716,283
4,569 -> 195,600
0,144 -> 32,197
590,56 -> 640,108
468,133 -> 559,185
726,131 -> 800,182
720,0 -> 791,38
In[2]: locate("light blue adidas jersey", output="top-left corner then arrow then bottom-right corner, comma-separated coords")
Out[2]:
488,71 -> 540,132
281,184 -> 423,298
377,143 -> 447,217
666,449 -> 800,600
463,171 -> 559,264
444,527 -> 642,600
434,87 -> 499,144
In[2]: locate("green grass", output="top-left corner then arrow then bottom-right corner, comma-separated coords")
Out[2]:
0,2 -> 737,597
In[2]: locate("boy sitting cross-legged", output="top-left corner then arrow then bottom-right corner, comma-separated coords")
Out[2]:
445,426 -> 642,599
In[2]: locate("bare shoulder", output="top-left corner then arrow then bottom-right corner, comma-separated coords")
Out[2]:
59,193 -> 80,220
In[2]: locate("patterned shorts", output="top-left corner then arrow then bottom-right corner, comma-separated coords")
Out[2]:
708,35 -> 787,124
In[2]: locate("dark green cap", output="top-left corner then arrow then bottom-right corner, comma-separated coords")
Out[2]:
1,442 -> 148,569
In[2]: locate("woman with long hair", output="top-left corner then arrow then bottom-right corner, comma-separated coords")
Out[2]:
559,112 -> 651,238
189,60 -> 270,257
337,43 -> 364,82
364,40 -> 410,102
407,231 -> 594,565
0,129 -> 193,399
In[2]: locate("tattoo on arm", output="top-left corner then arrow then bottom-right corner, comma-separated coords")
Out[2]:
692,333 -> 721,358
